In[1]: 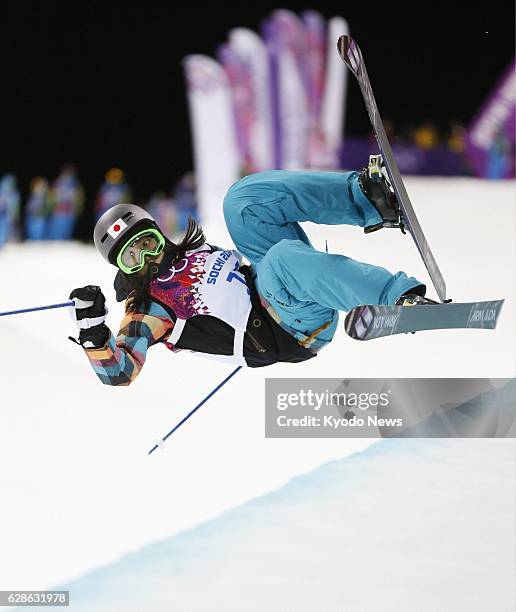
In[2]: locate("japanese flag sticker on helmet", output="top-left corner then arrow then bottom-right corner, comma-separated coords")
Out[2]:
107,218 -> 128,239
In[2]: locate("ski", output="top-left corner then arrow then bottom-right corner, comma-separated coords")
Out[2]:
337,35 -> 447,303
345,300 -> 505,341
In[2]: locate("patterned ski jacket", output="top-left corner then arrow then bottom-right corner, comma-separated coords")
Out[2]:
82,246 -> 316,386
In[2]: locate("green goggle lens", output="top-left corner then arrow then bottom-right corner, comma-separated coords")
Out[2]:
116,228 -> 165,274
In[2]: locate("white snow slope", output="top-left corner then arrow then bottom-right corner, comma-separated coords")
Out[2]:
0,177 -> 514,606
57,438 -> 516,612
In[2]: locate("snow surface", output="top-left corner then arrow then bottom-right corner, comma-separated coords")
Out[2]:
0,177 -> 514,606
57,438 -> 516,612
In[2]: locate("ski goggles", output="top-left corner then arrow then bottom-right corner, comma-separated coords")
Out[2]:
116,228 -> 165,274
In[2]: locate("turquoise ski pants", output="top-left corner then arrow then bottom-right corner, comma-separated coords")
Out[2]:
223,170 -> 424,348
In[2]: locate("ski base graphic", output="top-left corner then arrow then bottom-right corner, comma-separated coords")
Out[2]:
345,300 -> 505,341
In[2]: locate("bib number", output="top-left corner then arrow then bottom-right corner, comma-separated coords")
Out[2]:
226,261 -> 250,294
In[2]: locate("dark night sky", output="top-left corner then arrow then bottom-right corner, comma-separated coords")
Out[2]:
2,0 -> 514,234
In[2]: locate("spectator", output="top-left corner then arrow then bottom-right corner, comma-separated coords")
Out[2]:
446,120 -> 466,154
0,174 -> 21,246
383,119 -> 397,142
173,172 -> 198,231
487,129 -> 513,179
95,167 -> 132,221
0,180 -> 7,248
146,191 -> 177,238
25,177 -> 50,240
412,121 -> 440,150
46,164 -> 85,240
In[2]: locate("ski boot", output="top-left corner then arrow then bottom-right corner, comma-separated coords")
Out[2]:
359,154 -> 405,234
396,290 -> 439,307
395,288 -> 439,334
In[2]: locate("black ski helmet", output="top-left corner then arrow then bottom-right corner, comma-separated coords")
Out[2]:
93,203 -> 162,266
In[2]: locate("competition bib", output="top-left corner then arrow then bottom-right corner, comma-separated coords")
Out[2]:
148,246 -> 252,364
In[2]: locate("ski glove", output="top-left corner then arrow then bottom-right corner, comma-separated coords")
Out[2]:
69,285 -> 110,348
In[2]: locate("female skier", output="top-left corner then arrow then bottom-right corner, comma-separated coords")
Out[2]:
69,163 -> 434,386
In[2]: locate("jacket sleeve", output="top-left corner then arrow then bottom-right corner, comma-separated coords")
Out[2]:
83,300 -> 174,386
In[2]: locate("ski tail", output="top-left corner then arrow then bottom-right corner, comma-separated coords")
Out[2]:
345,305 -> 378,340
345,300 -> 505,341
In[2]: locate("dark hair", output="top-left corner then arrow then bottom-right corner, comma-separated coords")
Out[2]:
123,216 -> 206,313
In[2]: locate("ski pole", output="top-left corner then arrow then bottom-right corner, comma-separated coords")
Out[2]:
148,365 -> 243,455
0,301 -> 75,318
